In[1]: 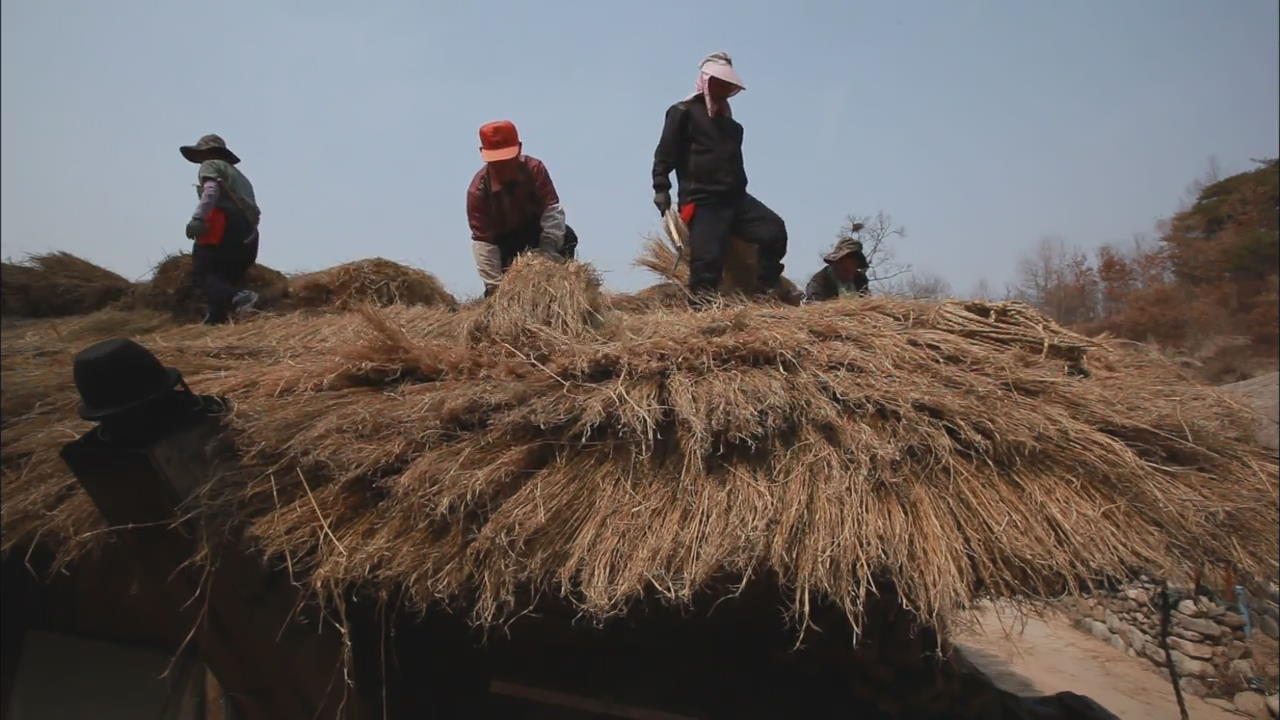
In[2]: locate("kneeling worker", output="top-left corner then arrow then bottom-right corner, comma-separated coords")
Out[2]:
468,120 -> 577,297
181,134 -> 262,324
805,234 -> 870,302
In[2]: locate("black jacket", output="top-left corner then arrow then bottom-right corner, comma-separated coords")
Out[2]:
652,96 -> 748,205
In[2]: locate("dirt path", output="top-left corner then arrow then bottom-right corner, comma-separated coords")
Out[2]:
953,603 -> 1239,720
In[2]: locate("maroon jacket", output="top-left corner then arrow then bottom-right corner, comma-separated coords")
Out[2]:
467,155 -> 560,245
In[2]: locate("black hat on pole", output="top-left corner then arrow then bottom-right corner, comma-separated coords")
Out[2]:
73,339 -> 185,421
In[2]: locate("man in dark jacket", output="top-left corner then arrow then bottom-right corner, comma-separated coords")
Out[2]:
468,120 -> 577,297
805,233 -> 871,302
181,134 -> 261,324
652,52 -> 787,299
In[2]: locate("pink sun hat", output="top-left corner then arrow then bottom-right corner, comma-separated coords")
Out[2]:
700,52 -> 745,91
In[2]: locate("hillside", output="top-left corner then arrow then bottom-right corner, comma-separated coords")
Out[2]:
1013,159 -> 1279,383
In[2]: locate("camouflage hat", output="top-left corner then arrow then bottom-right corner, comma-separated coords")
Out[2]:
823,237 -> 865,264
179,134 -> 240,165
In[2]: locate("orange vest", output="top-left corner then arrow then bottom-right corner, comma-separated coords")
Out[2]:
196,208 -> 228,246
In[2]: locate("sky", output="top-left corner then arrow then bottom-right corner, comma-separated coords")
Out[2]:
2,0 -> 1277,299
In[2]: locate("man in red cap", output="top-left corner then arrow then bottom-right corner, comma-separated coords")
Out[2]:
652,52 -> 788,302
467,120 -> 577,296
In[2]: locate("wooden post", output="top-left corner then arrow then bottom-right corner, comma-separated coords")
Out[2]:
60,404 -> 374,719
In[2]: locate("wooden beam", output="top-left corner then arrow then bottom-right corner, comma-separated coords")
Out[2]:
489,679 -> 699,720
61,409 -> 370,719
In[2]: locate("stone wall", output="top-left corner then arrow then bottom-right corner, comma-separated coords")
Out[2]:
1257,586 -> 1280,641
1070,577 -> 1279,718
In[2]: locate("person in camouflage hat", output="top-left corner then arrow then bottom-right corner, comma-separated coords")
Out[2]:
181,134 -> 262,324
804,227 -> 870,302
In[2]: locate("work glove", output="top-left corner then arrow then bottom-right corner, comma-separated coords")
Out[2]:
536,248 -> 567,264
653,190 -> 672,215
185,218 -> 207,240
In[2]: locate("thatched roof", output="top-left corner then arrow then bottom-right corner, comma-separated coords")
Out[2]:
2,254 -> 1276,636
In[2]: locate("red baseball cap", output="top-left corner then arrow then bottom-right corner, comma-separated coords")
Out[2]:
479,120 -> 521,163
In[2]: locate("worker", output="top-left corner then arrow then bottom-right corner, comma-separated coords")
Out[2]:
468,120 -> 577,297
180,134 -> 261,324
805,233 -> 871,302
652,52 -> 787,302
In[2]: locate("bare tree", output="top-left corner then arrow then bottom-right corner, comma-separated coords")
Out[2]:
836,211 -> 910,284
1012,236 -> 1099,325
970,277 -> 995,301
884,271 -> 953,300
1012,236 -> 1059,307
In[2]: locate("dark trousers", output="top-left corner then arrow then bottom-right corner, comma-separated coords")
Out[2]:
562,225 -> 578,260
687,193 -> 787,293
482,225 -> 579,298
192,235 -> 258,323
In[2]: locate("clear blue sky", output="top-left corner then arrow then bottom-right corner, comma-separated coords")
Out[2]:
2,0 -> 1277,298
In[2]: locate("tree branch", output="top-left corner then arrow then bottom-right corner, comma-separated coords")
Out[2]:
870,268 -> 912,282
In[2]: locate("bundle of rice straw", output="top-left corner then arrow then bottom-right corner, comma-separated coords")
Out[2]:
637,231 -> 801,303
0,253 -> 133,317
288,258 -> 457,310
1,257 -> 1275,640
123,252 -> 289,318
608,282 -> 690,313
464,254 -> 608,345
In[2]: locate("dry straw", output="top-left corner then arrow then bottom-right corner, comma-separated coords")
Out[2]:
637,230 -> 802,303
607,282 -> 690,314
3,253 -> 1275,638
121,252 -> 291,319
288,258 -> 457,311
464,254 -> 609,346
1,253 -> 133,317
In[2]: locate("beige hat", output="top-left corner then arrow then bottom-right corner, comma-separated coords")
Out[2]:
824,237 -> 867,265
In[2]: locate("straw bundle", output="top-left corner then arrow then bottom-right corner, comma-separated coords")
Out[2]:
1,253 -> 133,317
124,252 -> 290,318
0,306 -> 403,560
607,282 -> 690,313
637,232 -> 801,303
288,258 -> 457,310
464,254 -> 609,345
2,255 -> 1276,638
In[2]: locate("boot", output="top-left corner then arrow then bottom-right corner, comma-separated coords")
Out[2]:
232,289 -> 259,315
752,277 -> 784,304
